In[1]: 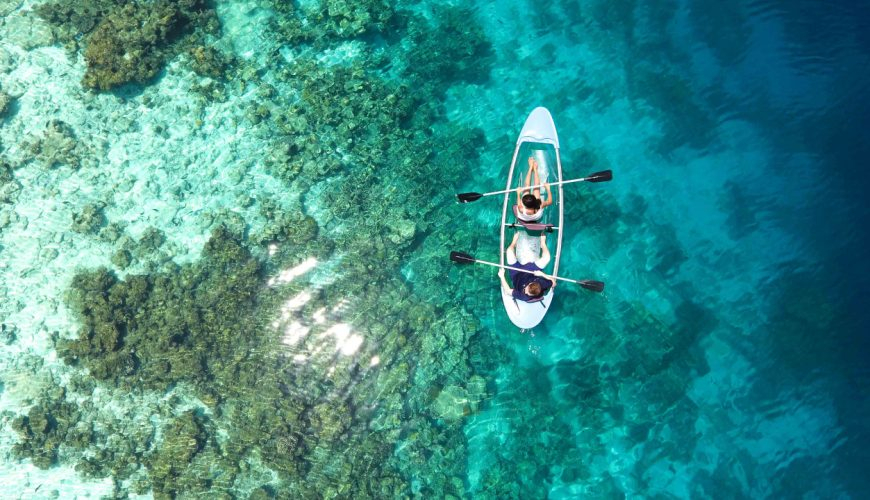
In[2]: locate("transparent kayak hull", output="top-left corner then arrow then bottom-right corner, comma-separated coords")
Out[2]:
499,107 -> 564,330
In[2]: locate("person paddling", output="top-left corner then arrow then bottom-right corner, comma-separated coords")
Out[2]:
497,232 -> 557,302
515,156 -> 553,222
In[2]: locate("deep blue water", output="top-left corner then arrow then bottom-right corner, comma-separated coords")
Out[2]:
446,0 -> 870,496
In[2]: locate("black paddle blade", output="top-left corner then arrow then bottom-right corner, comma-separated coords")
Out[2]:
457,192 -> 483,203
587,170 -> 613,183
450,251 -> 476,264
579,280 -> 605,292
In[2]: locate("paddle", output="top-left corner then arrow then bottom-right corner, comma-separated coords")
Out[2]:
457,170 -> 613,203
450,251 -> 605,292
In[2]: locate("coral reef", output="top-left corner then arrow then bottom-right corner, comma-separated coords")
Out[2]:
70,202 -> 106,234
11,2 -> 498,497
146,411 -> 210,498
401,6 -> 494,91
254,203 -> 322,256
82,0 -> 213,89
24,120 -> 86,169
37,0 -> 219,90
626,62 -> 717,153
110,248 -> 132,269
58,226 -> 264,390
272,0 -> 394,45
0,159 -> 19,205
135,226 -> 166,255
35,0 -> 121,47
0,89 -> 11,117
0,161 -> 12,184
11,399 -> 74,468
98,220 -> 126,244
1,323 -> 17,344
37,222 -> 444,495
187,44 -> 234,79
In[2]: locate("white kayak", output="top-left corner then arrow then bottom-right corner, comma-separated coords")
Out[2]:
499,107 -> 564,329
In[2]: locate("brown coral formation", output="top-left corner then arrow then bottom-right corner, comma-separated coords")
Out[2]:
81,0 -> 212,89
37,0 -> 220,90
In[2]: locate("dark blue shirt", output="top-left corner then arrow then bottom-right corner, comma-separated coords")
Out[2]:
509,261 -> 552,302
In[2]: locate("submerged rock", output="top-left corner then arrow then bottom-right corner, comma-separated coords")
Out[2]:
187,44 -> 233,79
433,385 -> 471,421
25,120 -> 84,169
110,248 -> 132,269
387,217 -> 415,245
1,323 -> 17,344
0,89 -> 11,117
70,202 -> 106,234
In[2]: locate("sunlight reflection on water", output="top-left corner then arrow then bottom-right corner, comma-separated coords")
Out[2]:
267,256 -> 318,287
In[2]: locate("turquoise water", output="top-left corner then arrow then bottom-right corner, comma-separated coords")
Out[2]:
1,0 -> 868,497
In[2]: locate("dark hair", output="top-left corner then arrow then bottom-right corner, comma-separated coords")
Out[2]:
527,282 -> 543,297
521,194 -> 541,210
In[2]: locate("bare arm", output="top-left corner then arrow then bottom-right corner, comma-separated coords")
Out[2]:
532,163 -> 542,199
498,269 -> 512,292
518,157 -> 537,205
540,182 -> 553,208
508,231 -> 520,251
540,236 -> 556,288
501,233 -> 519,292
524,157 -> 535,188
532,269 -> 558,289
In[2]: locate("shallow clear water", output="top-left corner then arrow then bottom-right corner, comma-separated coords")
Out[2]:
0,0 -> 868,498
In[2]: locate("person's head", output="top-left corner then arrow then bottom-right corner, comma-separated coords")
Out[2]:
522,194 -> 541,211
524,281 -> 543,298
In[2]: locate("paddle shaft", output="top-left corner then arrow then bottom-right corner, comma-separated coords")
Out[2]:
477,175 -> 597,198
469,256 -> 583,285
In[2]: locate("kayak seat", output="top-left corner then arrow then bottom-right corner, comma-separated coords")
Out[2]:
512,205 -> 554,232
